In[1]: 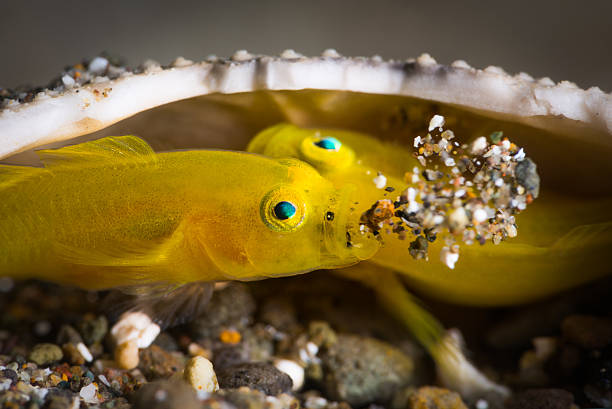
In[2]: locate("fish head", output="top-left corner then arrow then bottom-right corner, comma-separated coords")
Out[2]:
247,123 -> 413,211
198,155 -> 380,280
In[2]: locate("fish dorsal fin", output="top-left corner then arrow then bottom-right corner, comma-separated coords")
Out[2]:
36,135 -> 157,169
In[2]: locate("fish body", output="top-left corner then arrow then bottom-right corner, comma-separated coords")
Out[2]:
248,123 -> 612,306
1,135 -> 378,292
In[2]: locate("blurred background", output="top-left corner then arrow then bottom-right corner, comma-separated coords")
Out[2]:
1,0 -> 611,92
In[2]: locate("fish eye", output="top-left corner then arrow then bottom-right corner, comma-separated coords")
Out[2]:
300,134 -> 355,171
274,201 -> 296,220
261,187 -> 306,232
314,137 -> 342,151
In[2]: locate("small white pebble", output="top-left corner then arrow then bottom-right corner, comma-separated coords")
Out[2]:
440,247 -> 460,269
476,399 -> 489,409
373,172 -> 387,189
274,359 -> 304,391
407,187 -> 417,201
407,201 -> 420,213
76,342 -> 93,362
513,148 -> 526,161
506,224 -> 518,238
501,140 -> 511,150
428,115 -> 445,131
79,383 -> 99,404
98,374 -> 110,387
306,342 -> 319,356
184,356 -> 219,392
305,396 -> 328,409
471,136 -> 488,154
455,189 -> 466,198
432,215 -> 445,225
0,379 -> 11,392
444,157 -> 456,167
413,135 -> 422,147
88,56 -> 109,75
111,311 -> 161,348
61,75 -> 75,87
495,178 -> 504,187
473,208 -> 488,223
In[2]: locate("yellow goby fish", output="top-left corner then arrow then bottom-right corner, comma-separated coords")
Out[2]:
248,123 -> 612,307
0,135 -> 379,302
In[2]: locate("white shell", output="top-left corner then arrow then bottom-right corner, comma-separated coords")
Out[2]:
1,51 -> 610,160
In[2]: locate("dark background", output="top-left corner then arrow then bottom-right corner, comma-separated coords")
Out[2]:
1,0 -> 611,92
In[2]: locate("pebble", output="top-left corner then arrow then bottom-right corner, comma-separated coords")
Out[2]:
79,314 -> 108,345
515,158 -> 540,198
190,283 -> 256,339
561,314 -> 612,349
505,388 -> 575,409
402,386 -> 468,409
138,345 -> 185,380
115,340 -> 140,370
274,358 -> 304,391
57,325 -> 84,345
62,343 -> 85,365
319,334 -> 414,406
217,362 -> 293,395
111,311 -> 161,349
213,387 -> 300,409
308,321 -> 338,349
183,356 -> 219,392
28,343 -> 63,366
79,382 -> 99,404
132,379 -> 200,409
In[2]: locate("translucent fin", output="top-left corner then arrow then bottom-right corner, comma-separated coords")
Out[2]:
551,221 -> 612,252
334,264 -> 444,354
336,264 -> 509,401
0,164 -> 44,191
54,230 -> 184,269
103,282 -> 214,329
36,135 -> 157,169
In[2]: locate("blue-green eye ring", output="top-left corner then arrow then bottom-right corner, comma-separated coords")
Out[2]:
273,201 -> 296,220
314,137 -> 341,151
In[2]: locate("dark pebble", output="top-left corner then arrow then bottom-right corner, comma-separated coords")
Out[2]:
152,332 -> 179,352
56,325 -> 83,345
217,362 -> 293,395
505,388 -> 575,409
562,314 -> 612,350
1,368 -> 17,384
515,157 -> 540,198
45,389 -> 77,409
138,345 -> 185,380
213,344 -> 250,371
131,379 -> 200,409
78,315 -> 108,345
190,283 -> 256,339
319,334 -> 414,406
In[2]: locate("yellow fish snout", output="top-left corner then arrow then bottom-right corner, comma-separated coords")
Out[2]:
321,184 -> 380,267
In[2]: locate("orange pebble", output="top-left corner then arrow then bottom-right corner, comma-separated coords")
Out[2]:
220,329 -> 241,344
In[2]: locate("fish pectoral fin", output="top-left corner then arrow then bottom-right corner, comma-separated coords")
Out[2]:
104,281 -> 214,329
551,221 -> 612,253
36,135 -> 157,170
334,263 -> 444,351
54,231 -> 186,269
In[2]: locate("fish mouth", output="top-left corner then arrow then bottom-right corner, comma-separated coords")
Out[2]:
322,184 -> 380,267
